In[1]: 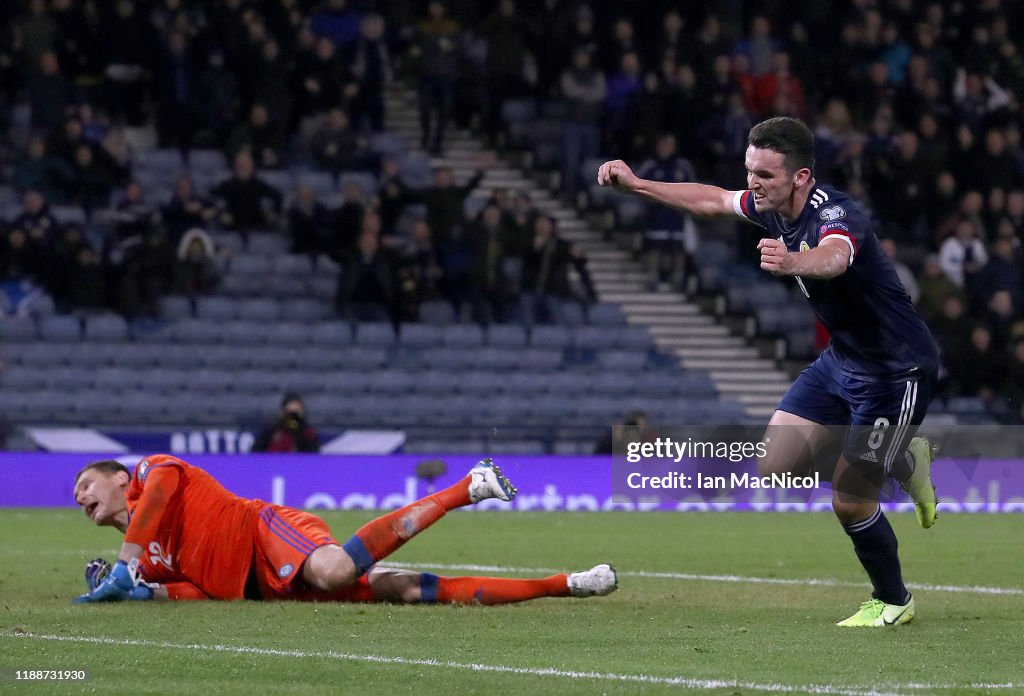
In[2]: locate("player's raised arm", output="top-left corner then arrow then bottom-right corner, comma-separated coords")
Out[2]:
596,159 -> 741,219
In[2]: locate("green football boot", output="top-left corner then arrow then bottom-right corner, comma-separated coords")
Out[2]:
900,436 -> 939,529
836,597 -> 915,627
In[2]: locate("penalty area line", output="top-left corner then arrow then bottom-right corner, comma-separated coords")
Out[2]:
382,562 -> 1024,597
0,631 -> 911,696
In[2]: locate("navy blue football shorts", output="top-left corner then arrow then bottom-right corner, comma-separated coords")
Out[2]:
776,352 -> 935,474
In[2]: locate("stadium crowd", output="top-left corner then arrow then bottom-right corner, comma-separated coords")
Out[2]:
1,1 -> 1024,418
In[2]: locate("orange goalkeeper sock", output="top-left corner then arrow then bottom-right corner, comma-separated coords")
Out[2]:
342,476 -> 473,576
420,574 -> 570,605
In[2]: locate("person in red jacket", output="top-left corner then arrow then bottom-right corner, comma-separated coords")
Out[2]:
72,455 -> 617,604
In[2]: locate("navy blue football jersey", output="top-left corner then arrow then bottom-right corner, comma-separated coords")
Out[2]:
733,183 -> 939,378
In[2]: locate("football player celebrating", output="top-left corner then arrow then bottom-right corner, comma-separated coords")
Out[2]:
598,117 -> 938,627
73,455 -> 616,604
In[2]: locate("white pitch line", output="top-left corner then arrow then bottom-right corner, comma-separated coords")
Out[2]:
382,562 -> 1024,597
7,549 -> 1021,596
0,631 -> 912,696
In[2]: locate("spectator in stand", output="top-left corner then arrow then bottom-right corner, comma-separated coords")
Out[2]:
154,30 -> 201,152
973,129 -> 1021,194
916,255 -> 961,322
0,226 -> 52,316
1003,340 -> 1024,423
308,108 -> 376,174
327,179 -> 368,256
287,184 -> 330,257
413,1 -> 460,154
161,174 -> 219,243
732,15 -> 781,77
349,13 -> 392,133
559,46 -> 605,198
636,133 -> 697,287
12,190 -> 61,245
292,36 -> 350,126
211,152 -> 283,232
414,158 -> 490,242
468,202 -> 515,324
226,104 -> 286,170
310,0 -> 361,48
252,394 -> 321,453
987,289 -> 1018,351
870,131 -> 930,244
879,239 -> 920,305
938,218 -> 988,288
250,39 -> 292,137
68,144 -> 113,212
111,226 -> 175,319
102,0 -> 157,126
336,215 -> 396,323
480,0 -> 533,141
174,227 -> 221,297
604,51 -> 643,157
64,244 -> 107,312
396,219 -> 445,319
13,136 -> 74,204
952,68 -> 1011,135
28,50 -> 76,132
522,215 -> 575,324
974,238 -> 1023,309
948,325 -> 1005,402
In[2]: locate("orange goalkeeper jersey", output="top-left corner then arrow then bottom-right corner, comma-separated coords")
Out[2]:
125,454 -> 264,600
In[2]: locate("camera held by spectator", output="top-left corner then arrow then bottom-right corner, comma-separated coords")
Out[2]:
252,394 -> 321,453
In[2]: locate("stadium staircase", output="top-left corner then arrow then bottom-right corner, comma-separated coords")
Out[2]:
381,86 -> 789,419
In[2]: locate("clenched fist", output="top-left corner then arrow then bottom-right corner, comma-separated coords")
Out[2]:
758,238 -> 793,275
596,160 -> 639,192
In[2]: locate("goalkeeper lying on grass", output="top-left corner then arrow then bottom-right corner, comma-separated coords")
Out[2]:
73,455 -> 616,604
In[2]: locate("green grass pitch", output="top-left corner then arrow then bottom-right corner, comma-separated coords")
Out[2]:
1,509 -> 1022,695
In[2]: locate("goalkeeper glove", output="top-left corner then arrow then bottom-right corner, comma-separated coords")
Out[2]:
85,558 -> 111,592
73,559 -> 154,604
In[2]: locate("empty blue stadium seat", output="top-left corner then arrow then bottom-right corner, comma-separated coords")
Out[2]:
248,232 -> 290,255
220,274 -> 261,297
355,322 -> 396,346
399,323 -> 444,347
82,313 -> 130,341
238,298 -> 283,321
308,275 -> 338,301
273,254 -> 313,276
572,325 -> 617,350
220,320 -> 267,346
311,321 -> 352,345
231,255 -> 274,276
160,295 -> 194,320
92,367 -> 140,391
0,316 -> 36,342
530,325 -> 571,348
442,324 -> 484,346
487,323 -> 527,347
519,348 -> 562,370
211,231 -> 245,255
196,296 -> 239,320
587,303 -> 626,325
418,300 -> 456,324
617,325 -> 652,349
45,366 -> 95,390
38,315 -> 82,342
187,149 -> 227,171
597,350 -> 646,371
170,319 -> 223,344
262,321 -> 313,345
1,366 -> 46,390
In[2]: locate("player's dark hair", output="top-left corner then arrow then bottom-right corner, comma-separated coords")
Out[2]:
75,459 -> 130,485
747,117 -> 815,174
